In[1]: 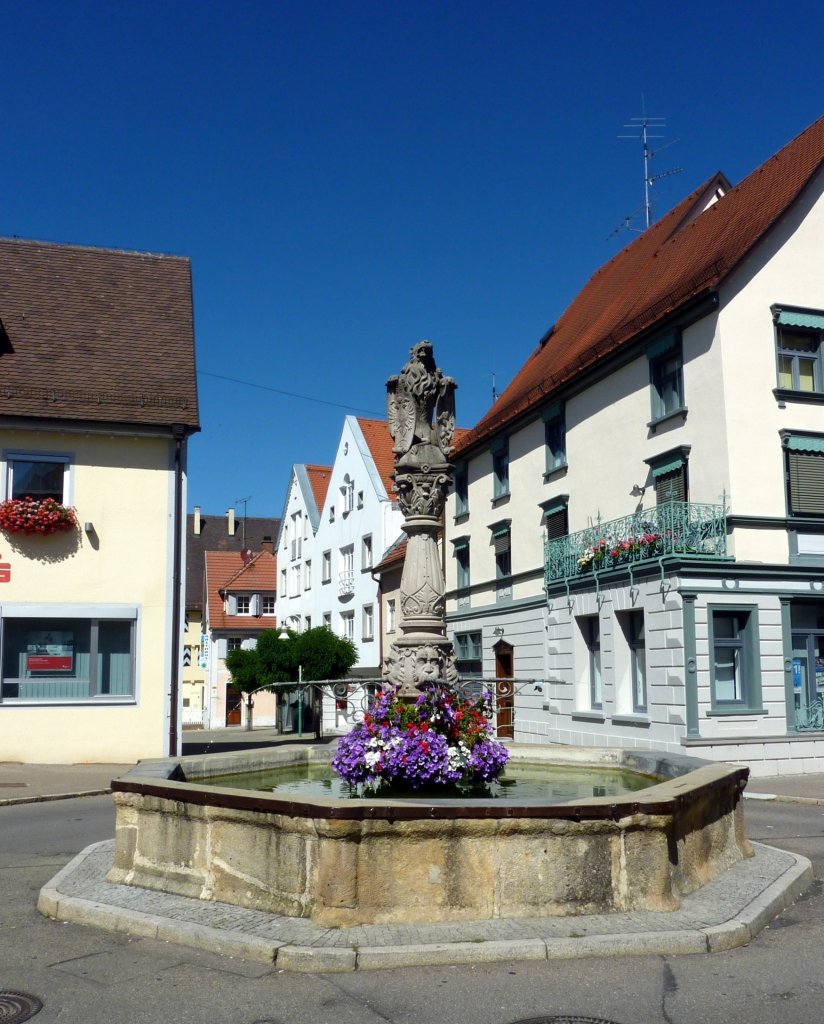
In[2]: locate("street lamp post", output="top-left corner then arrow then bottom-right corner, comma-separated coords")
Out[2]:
278,628 -> 304,738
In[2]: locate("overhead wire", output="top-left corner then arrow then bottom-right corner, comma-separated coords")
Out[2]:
197,369 -> 383,416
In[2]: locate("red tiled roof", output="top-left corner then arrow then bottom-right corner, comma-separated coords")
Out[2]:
356,418 -> 396,497
305,464 -> 332,514
204,550 -> 277,631
0,237 -> 199,430
455,114 -> 824,454
374,534 -> 407,574
186,514 -> 279,609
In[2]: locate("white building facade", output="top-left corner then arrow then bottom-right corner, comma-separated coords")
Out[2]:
446,117 -> 824,776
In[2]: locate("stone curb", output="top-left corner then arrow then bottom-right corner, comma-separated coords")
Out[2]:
37,841 -> 814,972
0,788 -> 113,807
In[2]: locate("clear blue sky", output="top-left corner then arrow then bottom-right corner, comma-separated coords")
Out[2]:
5,1 -> 823,523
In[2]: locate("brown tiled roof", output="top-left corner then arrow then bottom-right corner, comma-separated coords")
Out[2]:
204,550 -> 277,632
455,114 -> 824,454
186,513 -> 280,610
305,464 -> 332,515
373,534 -> 407,574
0,237 -> 199,430
357,418 -> 396,497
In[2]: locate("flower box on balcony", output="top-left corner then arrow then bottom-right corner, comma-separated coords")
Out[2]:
0,497 -> 78,535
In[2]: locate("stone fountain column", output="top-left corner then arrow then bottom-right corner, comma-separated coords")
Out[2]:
384,341 -> 459,700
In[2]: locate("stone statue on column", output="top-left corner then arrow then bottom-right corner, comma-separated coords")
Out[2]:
384,341 -> 458,698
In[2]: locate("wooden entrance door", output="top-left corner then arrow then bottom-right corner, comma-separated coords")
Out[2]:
494,641 -> 514,739
225,686 -> 242,726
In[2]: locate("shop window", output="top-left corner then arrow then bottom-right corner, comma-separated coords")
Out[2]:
1,616 -> 135,701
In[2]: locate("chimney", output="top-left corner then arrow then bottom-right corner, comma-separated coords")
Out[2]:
193,506 -> 202,536
227,508 -> 236,536
261,535 -> 273,554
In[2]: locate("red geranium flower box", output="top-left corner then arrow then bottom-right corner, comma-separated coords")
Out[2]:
0,497 -> 79,535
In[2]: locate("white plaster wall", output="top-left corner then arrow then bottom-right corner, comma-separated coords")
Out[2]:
713,168 -> 824,545
313,418 -> 403,671
0,426 -> 176,763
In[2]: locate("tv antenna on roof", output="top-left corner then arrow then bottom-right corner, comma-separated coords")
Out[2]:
613,96 -> 683,235
234,495 -> 251,549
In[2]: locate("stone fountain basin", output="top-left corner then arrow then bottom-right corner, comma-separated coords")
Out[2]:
108,745 -> 751,928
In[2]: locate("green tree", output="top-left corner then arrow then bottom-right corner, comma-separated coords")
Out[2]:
224,628 -> 358,732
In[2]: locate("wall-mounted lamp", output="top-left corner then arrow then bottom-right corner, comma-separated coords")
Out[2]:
630,484 -> 646,498
84,522 -> 94,534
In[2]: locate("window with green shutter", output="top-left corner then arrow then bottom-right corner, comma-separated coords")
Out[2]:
784,434 -> 824,516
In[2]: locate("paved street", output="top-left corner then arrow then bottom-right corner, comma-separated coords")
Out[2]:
1,793 -> 824,1024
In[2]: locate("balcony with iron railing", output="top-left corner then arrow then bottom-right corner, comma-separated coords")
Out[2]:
545,500 -> 729,588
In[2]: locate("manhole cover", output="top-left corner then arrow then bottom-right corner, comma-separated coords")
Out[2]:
510,1018 -> 621,1024
0,992 -> 43,1023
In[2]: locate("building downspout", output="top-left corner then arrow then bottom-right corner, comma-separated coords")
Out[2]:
168,425 -> 187,757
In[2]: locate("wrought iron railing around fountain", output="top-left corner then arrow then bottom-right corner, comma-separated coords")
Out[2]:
309,675 -> 541,737
794,694 -> 824,731
545,499 -> 728,587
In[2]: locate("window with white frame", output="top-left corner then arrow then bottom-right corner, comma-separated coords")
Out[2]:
290,564 -> 301,597
262,594 -> 276,615
362,604 -> 374,641
279,569 -> 287,597
341,475 -> 354,514
357,490 -> 364,509
227,636 -> 242,652
362,534 -> 373,569
578,615 -> 602,710
304,559 -> 312,589
329,505 -> 335,523
235,594 -> 251,615
774,306 -> 824,394
304,615 -> 312,631
341,610 -> 355,640
709,606 -> 762,711
1,615 -> 135,701
5,451 -> 71,503
617,610 -> 646,713
386,598 -> 396,633
323,612 -> 332,629
339,545 -> 354,596
322,550 -> 331,583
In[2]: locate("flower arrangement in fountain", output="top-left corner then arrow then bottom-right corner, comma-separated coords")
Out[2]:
332,684 -> 510,792
0,497 -> 78,535
577,530 -> 662,571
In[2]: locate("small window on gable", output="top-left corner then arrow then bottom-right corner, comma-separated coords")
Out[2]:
774,306 -> 824,394
362,534 -> 373,569
322,550 -> 331,583
783,433 -> 824,516
543,403 -> 566,475
647,333 -> 684,423
6,452 -> 71,503
646,447 -> 690,505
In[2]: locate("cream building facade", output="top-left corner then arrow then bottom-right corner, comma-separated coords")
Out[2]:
0,238 -> 199,763
446,117 -> 824,776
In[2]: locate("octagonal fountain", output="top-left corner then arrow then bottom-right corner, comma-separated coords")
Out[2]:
108,341 -> 752,927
